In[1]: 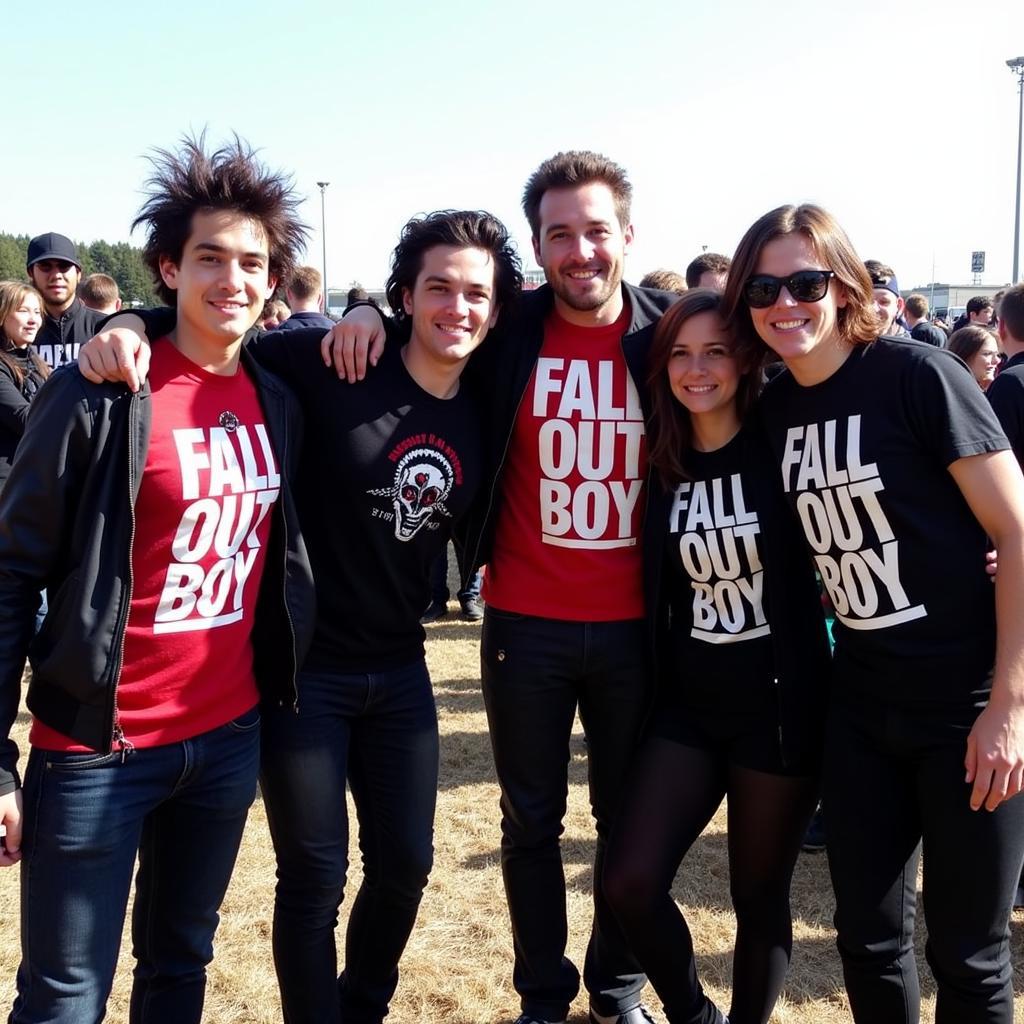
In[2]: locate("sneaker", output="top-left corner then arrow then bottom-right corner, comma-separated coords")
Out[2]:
460,595 -> 484,621
589,1006 -> 657,1024
419,599 -> 449,624
512,1016 -> 566,1024
801,805 -> 826,853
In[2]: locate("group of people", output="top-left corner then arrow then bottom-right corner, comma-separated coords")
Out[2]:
0,136 -> 1023,1024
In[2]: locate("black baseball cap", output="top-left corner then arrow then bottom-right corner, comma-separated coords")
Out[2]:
26,232 -> 82,270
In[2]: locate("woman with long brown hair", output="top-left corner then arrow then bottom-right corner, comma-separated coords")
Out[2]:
603,289 -> 830,1024
721,203 -> 1024,1024
0,281 -> 49,491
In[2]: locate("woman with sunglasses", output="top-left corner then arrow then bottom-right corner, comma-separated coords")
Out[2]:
603,289 -> 830,1024
721,204 -> 1024,1024
0,281 -> 48,492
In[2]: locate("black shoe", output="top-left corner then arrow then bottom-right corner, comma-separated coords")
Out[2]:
801,805 -> 826,853
1014,885 -> 1024,910
589,1006 -> 657,1024
419,599 -> 449,624
512,1016 -> 566,1024
460,595 -> 484,621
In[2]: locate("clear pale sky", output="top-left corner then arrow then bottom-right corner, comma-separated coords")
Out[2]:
3,0 -> 1023,291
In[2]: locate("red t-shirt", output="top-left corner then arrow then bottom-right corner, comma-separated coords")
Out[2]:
32,341 -> 277,751
484,306 -> 647,620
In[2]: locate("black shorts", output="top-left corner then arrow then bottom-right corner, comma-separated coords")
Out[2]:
647,696 -> 816,777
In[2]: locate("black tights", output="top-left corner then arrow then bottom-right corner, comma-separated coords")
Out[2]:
603,737 -> 819,1024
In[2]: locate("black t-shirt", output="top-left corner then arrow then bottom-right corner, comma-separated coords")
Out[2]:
662,428 -> 776,711
760,337 -> 1008,702
986,352 -> 1024,467
910,321 -> 946,348
249,329 -> 482,671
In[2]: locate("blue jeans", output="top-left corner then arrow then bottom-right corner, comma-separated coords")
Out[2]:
259,659 -> 439,1024
10,707 -> 261,1024
480,610 -> 652,1021
428,546 -> 482,604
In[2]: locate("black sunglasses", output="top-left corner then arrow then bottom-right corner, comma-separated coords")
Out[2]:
742,270 -> 835,308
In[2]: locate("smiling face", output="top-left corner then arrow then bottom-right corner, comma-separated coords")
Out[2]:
28,259 -> 80,317
2,290 -> 42,349
667,310 -> 740,420
158,209 -> 276,357
402,245 -> 499,368
970,334 -> 1000,390
533,181 -> 633,325
748,232 -> 850,384
872,286 -> 903,334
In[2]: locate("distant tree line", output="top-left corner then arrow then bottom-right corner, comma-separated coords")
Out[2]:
0,232 -> 160,306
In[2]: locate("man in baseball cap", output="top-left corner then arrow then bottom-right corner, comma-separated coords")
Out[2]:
26,231 -> 102,368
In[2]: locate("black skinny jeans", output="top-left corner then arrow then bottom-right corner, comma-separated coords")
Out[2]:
259,661 -> 439,1024
480,609 -> 653,1022
824,692 -> 1024,1024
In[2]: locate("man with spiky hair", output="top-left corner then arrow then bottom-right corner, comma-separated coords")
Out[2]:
0,135 -> 316,1024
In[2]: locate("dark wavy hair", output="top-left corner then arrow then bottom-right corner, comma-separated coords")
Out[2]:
647,289 -> 763,489
720,203 -> 882,368
133,133 -> 309,306
384,210 -> 523,322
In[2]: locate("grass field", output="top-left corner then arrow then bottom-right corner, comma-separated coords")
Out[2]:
2,589 -> 1023,1023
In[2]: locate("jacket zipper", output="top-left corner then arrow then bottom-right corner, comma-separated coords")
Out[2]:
109,394 -> 139,761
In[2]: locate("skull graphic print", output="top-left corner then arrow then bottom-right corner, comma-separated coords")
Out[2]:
370,447 -> 455,541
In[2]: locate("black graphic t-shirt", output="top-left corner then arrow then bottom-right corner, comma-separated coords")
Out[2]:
986,352 -> 1024,467
663,429 -> 775,710
248,330 -> 482,671
759,337 -> 1008,701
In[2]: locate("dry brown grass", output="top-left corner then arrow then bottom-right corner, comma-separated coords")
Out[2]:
3,582 -> 1024,1022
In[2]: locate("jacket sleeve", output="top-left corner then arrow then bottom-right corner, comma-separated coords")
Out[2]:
0,370 -> 96,794
0,364 -> 31,438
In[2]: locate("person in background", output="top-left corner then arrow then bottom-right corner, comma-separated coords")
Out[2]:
639,269 -> 687,294
78,273 -> 122,315
685,253 -> 731,291
948,325 -> 1001,391
904,294 -> 946,347
0,282 -> 49,492
26,232 -> 102,369
864,260 -> 908,337
279,266 -> 334,331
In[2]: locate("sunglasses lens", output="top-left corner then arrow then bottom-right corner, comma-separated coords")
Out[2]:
788,271 -> 830,302
744,277 -> 780,308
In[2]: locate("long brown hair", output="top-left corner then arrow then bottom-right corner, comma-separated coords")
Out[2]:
646,289 -> 762,489
0,281 -> 50,390
720,203 -> 882,368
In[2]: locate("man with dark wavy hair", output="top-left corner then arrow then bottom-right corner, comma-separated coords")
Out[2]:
0,135 -> 316,1023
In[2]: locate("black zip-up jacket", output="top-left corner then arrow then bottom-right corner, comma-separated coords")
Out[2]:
34,298 -> 103,368
0,348 -> 317,795
458,282 -> 678,582
0,348 -> 49,491
642,424 -> 832,768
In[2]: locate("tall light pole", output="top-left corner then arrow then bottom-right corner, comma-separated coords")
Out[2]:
1008,58 -> 1024,284
316,181 -> 330,311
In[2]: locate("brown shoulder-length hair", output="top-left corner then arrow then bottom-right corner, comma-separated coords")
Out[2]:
947,325 -> 995,366
646,289 -> 762,490
0,281 -> 50,390
720,204 -> 882,367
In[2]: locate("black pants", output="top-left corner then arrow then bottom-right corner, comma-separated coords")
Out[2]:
259,661 -> 439,1024
824,693 -> 1024,1024
480,609 -> 653,1022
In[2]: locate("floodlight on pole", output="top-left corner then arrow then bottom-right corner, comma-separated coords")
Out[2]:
1008,57 -> 1024,284
316,181 -> 330,310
